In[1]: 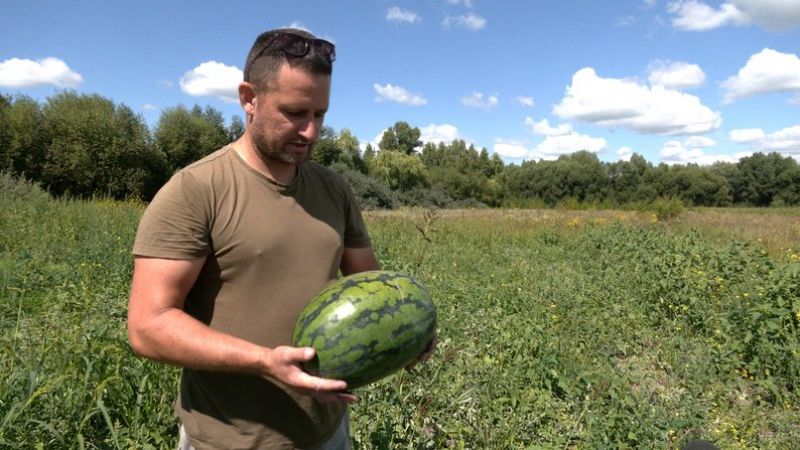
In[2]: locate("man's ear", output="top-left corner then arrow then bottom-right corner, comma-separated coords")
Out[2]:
239,82 -> 257,114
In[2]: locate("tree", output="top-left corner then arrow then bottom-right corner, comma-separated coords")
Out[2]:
39,91 -> 167,199
227,115 -> 245,142
0,95 -> 14,172
155,104 -> 229,171
379,121 -> 422,154
337,128 -> 368,174
774,162 -> 800,205
330,162 -> 395,210
363,143 -> 376,169
652,163 -> 730,206
0,95 -> 45,180
551,151 -> 609,204
309,126 -> 341,166
728,152 -> 798,206
607,153 -> 656,204
420,140 -> 498,204
369,150 -> 428,191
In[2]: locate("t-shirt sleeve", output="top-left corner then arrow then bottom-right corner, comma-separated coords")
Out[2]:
341,180 -> 372,249
133,171 -> 212,259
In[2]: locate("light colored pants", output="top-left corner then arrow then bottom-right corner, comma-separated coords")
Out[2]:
178,413 -> 351,450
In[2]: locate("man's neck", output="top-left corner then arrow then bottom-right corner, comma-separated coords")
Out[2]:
233,135 -> 298,185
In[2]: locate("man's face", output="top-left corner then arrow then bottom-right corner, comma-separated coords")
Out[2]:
249,64 -> 331,166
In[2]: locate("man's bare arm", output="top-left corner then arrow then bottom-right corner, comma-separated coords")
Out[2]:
340,245 -> 380,275
127,256 -> 353,402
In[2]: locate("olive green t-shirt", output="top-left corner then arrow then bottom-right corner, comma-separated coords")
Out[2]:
133,146 -> 371,449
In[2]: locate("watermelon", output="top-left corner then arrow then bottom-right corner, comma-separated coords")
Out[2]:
292,270 -> 436,388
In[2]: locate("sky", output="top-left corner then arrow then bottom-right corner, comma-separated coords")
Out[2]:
1,0 -> 799,166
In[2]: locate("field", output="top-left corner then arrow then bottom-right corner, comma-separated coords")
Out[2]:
1,176 -> 799,449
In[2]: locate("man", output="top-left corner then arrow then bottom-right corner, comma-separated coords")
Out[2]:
128,28 -> 385,449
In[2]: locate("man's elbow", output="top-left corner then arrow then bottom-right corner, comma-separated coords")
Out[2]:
127,320 -> 151,358
126,312 -> 163,360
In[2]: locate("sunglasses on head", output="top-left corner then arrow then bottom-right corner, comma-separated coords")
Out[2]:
256,32 -> 336,64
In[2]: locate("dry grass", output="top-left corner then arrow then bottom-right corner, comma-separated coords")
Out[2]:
365,207 -> 800,262
670,208 -> 800,261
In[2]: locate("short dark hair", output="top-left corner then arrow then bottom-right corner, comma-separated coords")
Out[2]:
243,28 -> 333,91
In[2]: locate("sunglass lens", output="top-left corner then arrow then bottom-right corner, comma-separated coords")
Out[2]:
282,35 -> 309,57
315,41 -> 336,62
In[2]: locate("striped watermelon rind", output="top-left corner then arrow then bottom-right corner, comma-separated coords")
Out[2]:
292,270 -> 437,388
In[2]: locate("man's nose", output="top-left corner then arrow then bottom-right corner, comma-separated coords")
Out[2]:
297,117 -> 320,140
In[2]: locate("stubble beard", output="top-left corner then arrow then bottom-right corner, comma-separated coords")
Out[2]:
252,132 -> 314,166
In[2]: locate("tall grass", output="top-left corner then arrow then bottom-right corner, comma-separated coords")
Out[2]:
1,174 -> 178,448
1,176 -> 798,448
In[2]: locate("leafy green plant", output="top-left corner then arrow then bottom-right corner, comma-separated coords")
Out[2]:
1,183 -> 798,449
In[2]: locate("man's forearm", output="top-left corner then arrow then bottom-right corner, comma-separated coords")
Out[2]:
128,307 -> 268,375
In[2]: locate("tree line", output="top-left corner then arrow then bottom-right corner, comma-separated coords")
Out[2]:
1,91 -> 799,208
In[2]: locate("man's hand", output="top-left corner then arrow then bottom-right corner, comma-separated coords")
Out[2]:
264,346 -> 358,403
405,334 -> 438,371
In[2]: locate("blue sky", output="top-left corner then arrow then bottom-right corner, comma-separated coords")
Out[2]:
2,0 -> 799,165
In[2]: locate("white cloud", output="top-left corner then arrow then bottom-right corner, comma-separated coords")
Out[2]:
461,91 -> 498,108
616,15 -> 636,27
373,83 -> 427,106
659,139 -> 750,165
643,0 -> 657,8
524,117 -> 573,136
360,130 -> 386,153
648,60 -> 706,89
361,123 -> 465,153
386,7 -> 421,24
618,146 -> 634,161
420,123 -> 462,144
721,48 -> 800,103
730,128 -> 766,143
446,0 -> 475,8
286,21 -> 313,33
730,0 -> 800,30
493,131 -> 607,161
180,61 -> 241,103
532,132 -> 607,160
493,139 -> 529,159
515,96 -> 536,107
667,1 -> 749,30
762,125 -> 800,153
142,103 -> 159,111
443,13 -> 487,30
660,140 -> 706,163
684,135 -> 717,147
0,57 -> 82,88
553,67 -> 721,135
730,125 -> 800,156
668,1 -> 800,31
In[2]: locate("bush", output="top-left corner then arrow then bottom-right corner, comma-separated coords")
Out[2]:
397,184 -> 454,208
0,171 -> 50,202
648,196 -> 684,220
501,196 -> 549,209
330,163 -> 396,210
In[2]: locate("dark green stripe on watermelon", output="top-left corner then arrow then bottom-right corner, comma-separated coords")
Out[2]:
292,270 -> 436,388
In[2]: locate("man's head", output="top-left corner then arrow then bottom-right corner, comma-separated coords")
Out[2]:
243,28 -> 335,92
238,28 -> 334,169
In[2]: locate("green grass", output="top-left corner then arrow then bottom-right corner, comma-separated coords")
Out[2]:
1,177 -> 798,449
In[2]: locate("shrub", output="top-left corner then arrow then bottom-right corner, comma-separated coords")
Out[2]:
649,196 -> 684,220
331,162 -> 396,210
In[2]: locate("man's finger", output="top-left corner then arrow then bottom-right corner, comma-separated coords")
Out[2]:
273,346 -> 315,364
295,371 -> 348,393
